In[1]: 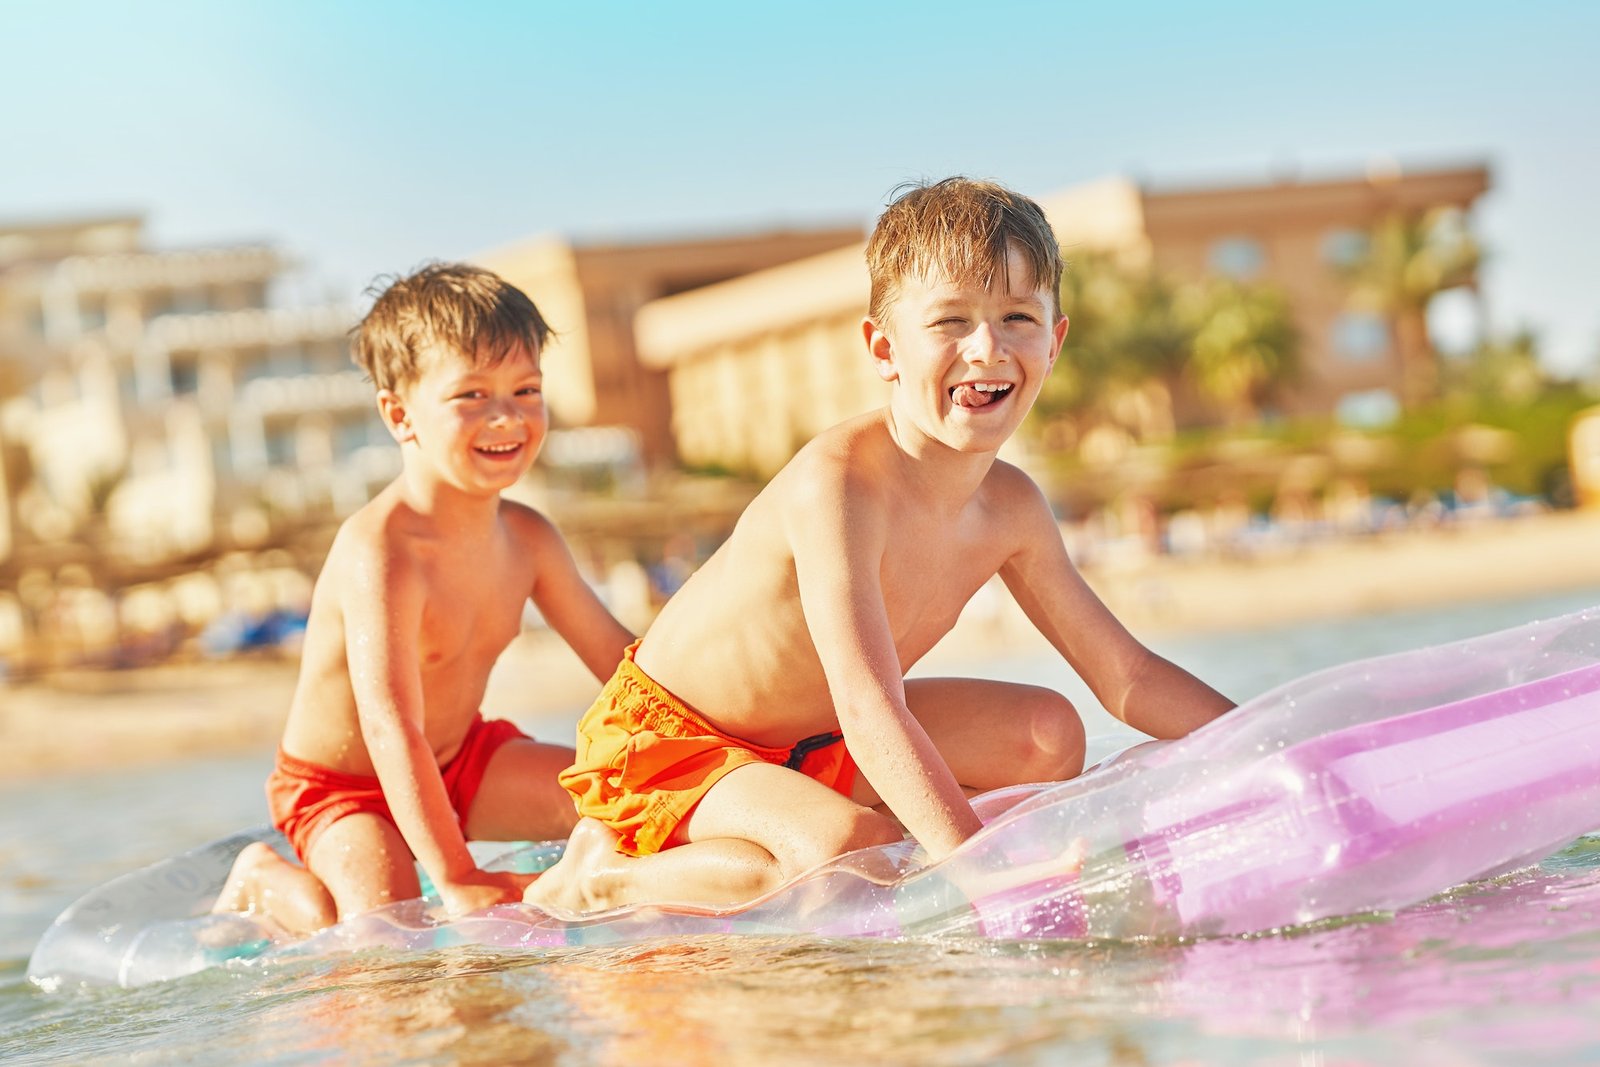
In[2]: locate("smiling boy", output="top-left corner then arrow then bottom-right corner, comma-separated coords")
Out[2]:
525,178 -> 1233,914
213,263 -> 633,933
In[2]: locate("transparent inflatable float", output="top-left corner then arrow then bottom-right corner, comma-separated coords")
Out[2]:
29,605 -> 1600,988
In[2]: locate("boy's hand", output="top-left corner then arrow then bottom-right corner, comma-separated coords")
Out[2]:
436,868 -> 539,917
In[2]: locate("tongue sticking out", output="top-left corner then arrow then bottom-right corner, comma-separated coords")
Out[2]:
952,384 -> 997,408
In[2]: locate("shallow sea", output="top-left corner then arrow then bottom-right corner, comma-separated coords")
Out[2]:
4,586 -> 1600,1066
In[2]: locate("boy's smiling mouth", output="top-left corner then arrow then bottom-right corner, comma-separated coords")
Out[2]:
475,440 -> 524,457
950,381 -> 1014,409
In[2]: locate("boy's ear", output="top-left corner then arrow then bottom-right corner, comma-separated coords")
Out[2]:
863,317 -> 898,383
376,389 -> 415,444
1049,314 -> 1070,371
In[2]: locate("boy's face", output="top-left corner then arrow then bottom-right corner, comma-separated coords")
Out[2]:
377,340 -> 548,495
865,243 -> 1068,456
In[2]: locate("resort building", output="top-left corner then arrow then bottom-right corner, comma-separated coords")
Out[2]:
1128,162 -> 1490,424
474,224 -> 864,466
634,163 -> 1492,476
0,215 -> 371,579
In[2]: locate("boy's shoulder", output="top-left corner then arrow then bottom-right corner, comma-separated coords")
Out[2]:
982,455 -> 1045,496
316,488 -> 411,585
766,414 -> 893,506
496,496 -> 561,543
790,410 -> 891,474
332,482 -> 413,549
495,497 -> 583,569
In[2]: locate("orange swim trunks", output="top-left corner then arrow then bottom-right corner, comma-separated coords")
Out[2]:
266,714 -> 528,862
559,642 -> 858,857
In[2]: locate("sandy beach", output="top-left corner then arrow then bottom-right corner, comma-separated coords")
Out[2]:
4,508 -> 1598,780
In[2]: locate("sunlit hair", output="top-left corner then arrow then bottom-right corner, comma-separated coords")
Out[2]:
865,177 -> 1062,324
352,262 -> 553,391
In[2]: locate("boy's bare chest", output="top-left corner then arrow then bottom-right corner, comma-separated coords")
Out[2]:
877,522 -> 1008,646
416,552 -> 531,668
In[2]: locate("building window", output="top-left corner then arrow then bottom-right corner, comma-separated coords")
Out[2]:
334,415 -> 388,458
1321,228 -> 1370,269
1336,389 -> 1400,428
170,360 -> 200,395
1208,236 -> 1265,279
1331,312 -> 1388,362
265,428 -> 296,467
78,298 -> 107,333
170,287 -> 210,315
238,346 -> 299,385
309,341 -> 348,375
211,437 -> 233,480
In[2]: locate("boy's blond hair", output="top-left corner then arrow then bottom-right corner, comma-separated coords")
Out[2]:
865,177 -> 1063,324
353,262 -> 553,391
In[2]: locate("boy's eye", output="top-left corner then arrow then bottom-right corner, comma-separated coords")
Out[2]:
517,386 -> 543,397
1006,313 -> 1039,324
452,390 -> 486,401
932,317 -> 968,328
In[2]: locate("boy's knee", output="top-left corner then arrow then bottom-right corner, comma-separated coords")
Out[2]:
787,808 -> 902,877
1025,690 -> 1086,781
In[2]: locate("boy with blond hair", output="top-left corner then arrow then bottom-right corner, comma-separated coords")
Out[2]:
526,178 -> 1233,914
214,263 -> 634,932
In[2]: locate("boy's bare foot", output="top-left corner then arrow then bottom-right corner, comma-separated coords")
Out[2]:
522,819 -> 623,916
210,841 -> 336,935
211,842 -> 283,915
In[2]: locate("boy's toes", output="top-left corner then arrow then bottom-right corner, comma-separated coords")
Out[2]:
1061,837 -> 1088,875
522,820 -> 623,915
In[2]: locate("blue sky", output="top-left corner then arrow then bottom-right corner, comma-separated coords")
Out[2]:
4,1 -> 1597,372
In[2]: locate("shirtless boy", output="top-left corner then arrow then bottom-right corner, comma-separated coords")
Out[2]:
214,263 -> 634,933
526,178 -> 1234,915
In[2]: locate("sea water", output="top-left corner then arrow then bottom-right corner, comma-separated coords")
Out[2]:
4,588 -> 1600,1066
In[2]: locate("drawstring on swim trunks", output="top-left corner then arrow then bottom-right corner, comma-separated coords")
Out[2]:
784,731 -> 844,770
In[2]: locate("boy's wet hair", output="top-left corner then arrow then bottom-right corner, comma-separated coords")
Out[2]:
865,177 -> 1062,323
352,262 -> 553,391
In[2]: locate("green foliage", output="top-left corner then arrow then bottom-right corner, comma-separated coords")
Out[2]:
1182,279 -> 1300,421
1340,209 -> 1484,409
1440,329 -> 1544,406
1343,209 -> 1482,316
1042,251 -> 1183,418
1035,250 -> 1300,437
1034,381 -> 1594,516
1025,213 -> 1589,515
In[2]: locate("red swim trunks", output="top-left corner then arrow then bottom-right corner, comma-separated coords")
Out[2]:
266,714 -> 528,862
558,641 -> 858,857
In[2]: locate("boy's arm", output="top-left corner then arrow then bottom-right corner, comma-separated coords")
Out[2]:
341,539 -> 528,913
785,469 -> 982,860
520,510 -> 636,681
997,480 -> 1234,738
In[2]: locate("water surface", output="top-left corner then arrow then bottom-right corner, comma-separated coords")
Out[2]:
5,587 -> 1600,1065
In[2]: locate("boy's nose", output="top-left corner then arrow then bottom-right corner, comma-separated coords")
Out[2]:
962,323 -> 1003,363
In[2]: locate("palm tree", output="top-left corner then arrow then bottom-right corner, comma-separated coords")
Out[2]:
1444,328 -> 1545,407
1040,251 -> 1186,443
1181,279 -> 1300,425
1344,208 -> 1482,410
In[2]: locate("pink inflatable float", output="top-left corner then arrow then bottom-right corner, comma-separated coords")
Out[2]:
29,606 -> 1600,988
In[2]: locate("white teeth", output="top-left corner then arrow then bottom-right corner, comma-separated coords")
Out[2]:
479,442 -> 519,453
972,383 -> 1009,393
